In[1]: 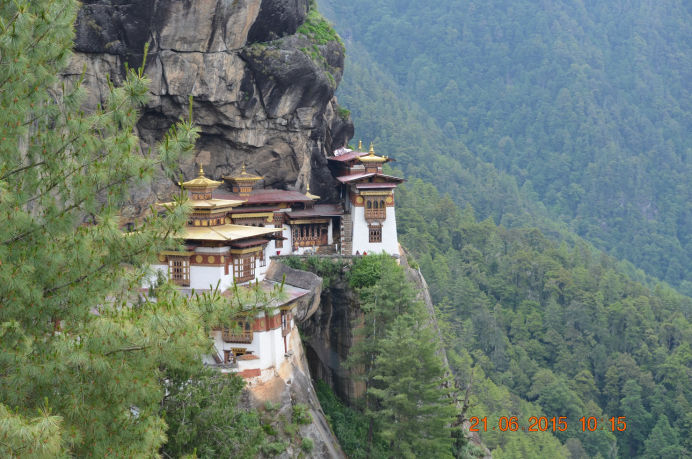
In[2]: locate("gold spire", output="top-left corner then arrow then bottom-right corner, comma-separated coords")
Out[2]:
222,162 -> 263,197
181,163 -> 223,189
369,142 -> 375,155
223,163 -> 263,181
305,183 -> 320,201
358,139 -> 363,150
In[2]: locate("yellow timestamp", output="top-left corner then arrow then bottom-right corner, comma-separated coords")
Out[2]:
469,416 -> 627,432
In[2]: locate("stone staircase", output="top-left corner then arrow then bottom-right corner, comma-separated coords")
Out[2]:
341,212 -> 353,255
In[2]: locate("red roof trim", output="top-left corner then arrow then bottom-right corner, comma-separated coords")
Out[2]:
336,173 -> 405,184
328,151 -> 369,163
230,238 -> 270,248
355,183 -> 398,189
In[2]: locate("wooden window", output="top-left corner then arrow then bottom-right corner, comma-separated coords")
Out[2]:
364,197 -> 386,220
259,249 -> 266,267
168,256 -> 190,286
233,254 -> 255,283
369,225 -> 382,243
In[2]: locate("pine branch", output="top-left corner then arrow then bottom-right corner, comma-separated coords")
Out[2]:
103,345 -> 150,356
0,160 -> 46,180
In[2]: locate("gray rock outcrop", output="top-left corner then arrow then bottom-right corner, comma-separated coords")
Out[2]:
66,0 -> 353,213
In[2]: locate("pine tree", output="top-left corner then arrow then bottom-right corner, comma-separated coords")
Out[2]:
161,369 -> 265,458
0,1 -> 235,456
369,313 -> 456,458
347,255 -> 457,457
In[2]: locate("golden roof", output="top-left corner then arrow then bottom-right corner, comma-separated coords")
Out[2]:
305,184 -> 320,201
176,224 -> 281,242
359,143 -> 388,164
157,198 -> 245,210
223,163 -> 263,182
180,165 -> 223,189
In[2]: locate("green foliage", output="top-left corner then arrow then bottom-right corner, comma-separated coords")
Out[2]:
349,253 -> 386,288
280,255 -> 347,288
297,7 -> 343,49
368,313 -> 457,458
324,0 -> 692,291
337,106 -> 351,119
346,255 -> 458,457
261,441 -> 288,456
315,380 -> 386,458
161,369 -> 264,458
301,437 -> 315,453
0,2 -> 285,457
0,405 -> 65,458
394,180 -> 692,457
292,403 -> 313,425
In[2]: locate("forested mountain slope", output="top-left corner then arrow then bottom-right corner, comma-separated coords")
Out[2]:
322,0 -> 692,293
397,180 -> 692,458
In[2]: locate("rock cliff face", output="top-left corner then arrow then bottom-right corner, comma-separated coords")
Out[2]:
298,265 -> 366,405
67,0 -> 353,212
244,326 -> 345,459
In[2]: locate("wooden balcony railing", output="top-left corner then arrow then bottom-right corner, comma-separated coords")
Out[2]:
222,330 -> 253,343
365,209 -> 386,220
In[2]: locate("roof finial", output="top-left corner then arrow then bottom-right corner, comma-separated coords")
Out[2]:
241,163 -> 247,173
198,163 -> 205,177
358,139 -> 363,150
305,182 -> 320,200
369,142 -> 375,156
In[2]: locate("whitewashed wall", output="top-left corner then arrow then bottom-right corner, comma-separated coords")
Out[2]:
351,206 -> 399,256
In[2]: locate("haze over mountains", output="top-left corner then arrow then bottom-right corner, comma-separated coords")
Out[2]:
322,0 -> 692,294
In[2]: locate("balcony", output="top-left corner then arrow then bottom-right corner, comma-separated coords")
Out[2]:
365,209 -> 386,220
222,329 -> 253,343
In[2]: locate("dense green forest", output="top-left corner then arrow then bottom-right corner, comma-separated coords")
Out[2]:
321,0 -> 692,293
397,180 -> 692,458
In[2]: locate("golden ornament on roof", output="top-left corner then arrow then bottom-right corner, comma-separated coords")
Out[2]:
359,142 -> 388,163
223,163 -> 263,182
180,164 -> 223,189
305,183 -> 321,201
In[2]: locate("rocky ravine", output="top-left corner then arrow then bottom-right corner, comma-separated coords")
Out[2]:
66,0 -> 353,215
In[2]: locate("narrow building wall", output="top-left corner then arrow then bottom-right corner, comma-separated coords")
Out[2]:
351,206 -> 399,256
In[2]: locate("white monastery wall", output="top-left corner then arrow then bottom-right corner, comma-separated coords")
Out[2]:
351,206 -> 399,256
189,265 -> 230,290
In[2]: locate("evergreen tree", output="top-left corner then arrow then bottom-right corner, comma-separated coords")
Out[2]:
347,255 -> 458,457
161,369 -> 265,458
642,415 -> 684,459
619,380 -> 652,457
0,1 -> 237,456
369,314 -> 456,458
